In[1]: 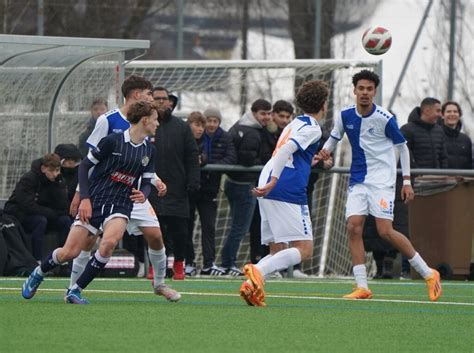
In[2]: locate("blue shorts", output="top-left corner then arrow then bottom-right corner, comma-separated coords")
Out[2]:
73,204 -> 131,236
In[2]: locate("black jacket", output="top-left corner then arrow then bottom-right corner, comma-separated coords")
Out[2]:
439,121 -> 472,169
201,127 -> 237,197
227,111 -> 264,183
150,110 -> 200,218
77,117 -> 96,157
4,159 -> 69,223
400,107 -> 448,169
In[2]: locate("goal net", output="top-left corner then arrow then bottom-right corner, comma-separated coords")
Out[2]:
126,59 -> 382,277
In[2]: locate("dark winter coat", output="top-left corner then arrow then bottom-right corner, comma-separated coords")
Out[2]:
77,117 -> 97,157
439,121 -> 472,169
150,110 -> 200,218
201,127 -> 237,197
4,159 -> 69,223
400,107 -> 448,169
227,111 -> 264,183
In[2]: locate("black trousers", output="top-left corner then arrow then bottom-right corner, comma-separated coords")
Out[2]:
157,215 -> 188,262
185,193 -> 218,268
249,206 -> 269,264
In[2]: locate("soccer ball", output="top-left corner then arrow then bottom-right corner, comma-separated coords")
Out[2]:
362,26 -> 392,55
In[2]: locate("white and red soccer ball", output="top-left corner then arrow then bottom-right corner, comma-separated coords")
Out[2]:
362,26 -> 392,55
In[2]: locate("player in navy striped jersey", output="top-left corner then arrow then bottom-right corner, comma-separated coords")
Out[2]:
239,80 -> 329,307
318,70 -> 441,301
68,76 -> 178,302
22,102 -> 168,304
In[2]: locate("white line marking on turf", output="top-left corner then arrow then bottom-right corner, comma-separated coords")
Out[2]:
1,287 -> 473,307
1,277 -> 473,287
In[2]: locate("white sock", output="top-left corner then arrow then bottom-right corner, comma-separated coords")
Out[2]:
257,254 -> 273,279
148,247 -> 166,286
353,264 -> 368,289
256,248 -> 301,277
70,250 -> 91,287
408,252 -> 432,279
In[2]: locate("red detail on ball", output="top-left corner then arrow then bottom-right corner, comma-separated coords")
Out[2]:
381,38 -> 392,49
366,39 -> 379,48
373,27 -> 387,34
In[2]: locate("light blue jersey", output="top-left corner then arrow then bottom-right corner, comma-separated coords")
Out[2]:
330,103 -> 406,188
86,109 -> 130,149
259,115 -> 322,204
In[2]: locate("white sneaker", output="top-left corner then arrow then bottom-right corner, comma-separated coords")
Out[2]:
293,269 -> 309,278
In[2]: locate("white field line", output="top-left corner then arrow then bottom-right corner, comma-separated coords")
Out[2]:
1,287 -> 473,307
1,277 -> 473,287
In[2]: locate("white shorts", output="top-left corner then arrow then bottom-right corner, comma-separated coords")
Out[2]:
258,198 -> 313,245
345,183 -> 395,220
127,200 -> 160,235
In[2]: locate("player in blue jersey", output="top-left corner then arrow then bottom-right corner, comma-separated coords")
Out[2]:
318,70 -> 442,301
22,102 -> 166,304
68,76 -> 179,302
239,80 -> 329,307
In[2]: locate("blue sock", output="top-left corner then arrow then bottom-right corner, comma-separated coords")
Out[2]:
40,249 -> 61,273
75,252 -> 110,291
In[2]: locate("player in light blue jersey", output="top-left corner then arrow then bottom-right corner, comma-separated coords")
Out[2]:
319,70 -> 441,301
239,80 -> 329,307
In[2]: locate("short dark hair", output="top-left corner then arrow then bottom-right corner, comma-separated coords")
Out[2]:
187,111 -> 206,125
272,100 -> 294,114
127,102 -> 157,124
441,101 -> 462,117
420,97 -> 441,109
352,70 -> 380,88
152,86 -> 169,95
41,153 -> 61,168
121,75 -> 153,98
295,80 -> 329,114
251,99 -> 272,113
91,97 -> 108,108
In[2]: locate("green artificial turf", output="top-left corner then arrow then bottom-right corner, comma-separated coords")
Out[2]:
1,277 -> 472,353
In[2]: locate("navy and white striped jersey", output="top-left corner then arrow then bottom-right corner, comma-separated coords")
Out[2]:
86,130 -> 155,213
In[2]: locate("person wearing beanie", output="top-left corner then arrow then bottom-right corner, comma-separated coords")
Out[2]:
54,144 -> 82,204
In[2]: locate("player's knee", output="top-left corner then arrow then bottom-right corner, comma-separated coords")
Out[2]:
58,246 -> 81,262
347,222 -> 363,237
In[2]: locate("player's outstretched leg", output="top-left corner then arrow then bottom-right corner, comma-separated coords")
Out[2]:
22,266 -> 44,299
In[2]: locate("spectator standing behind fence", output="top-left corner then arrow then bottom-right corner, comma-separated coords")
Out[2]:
439,101 -> 472,169
192,108 -> 236,276
150,87 -> 200,280
400,97 -> 447,279
401,97 -> 448,169
77,98 -> 108,157
184,111 -> 207,276
249,100 -> 293,268
4,154 -> 71,261
220,99 -> 272,276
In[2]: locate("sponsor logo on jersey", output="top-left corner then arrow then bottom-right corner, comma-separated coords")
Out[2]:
368,127 -> 375,135
112,152 -> 122,156
346,124 -> 354,129
111,171 -> 136,186
112,128 -> 124,133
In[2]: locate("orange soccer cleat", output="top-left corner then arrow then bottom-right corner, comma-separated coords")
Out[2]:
239,281 -> 266,307
343,287 -> 373,299
425,269 -> 442,301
